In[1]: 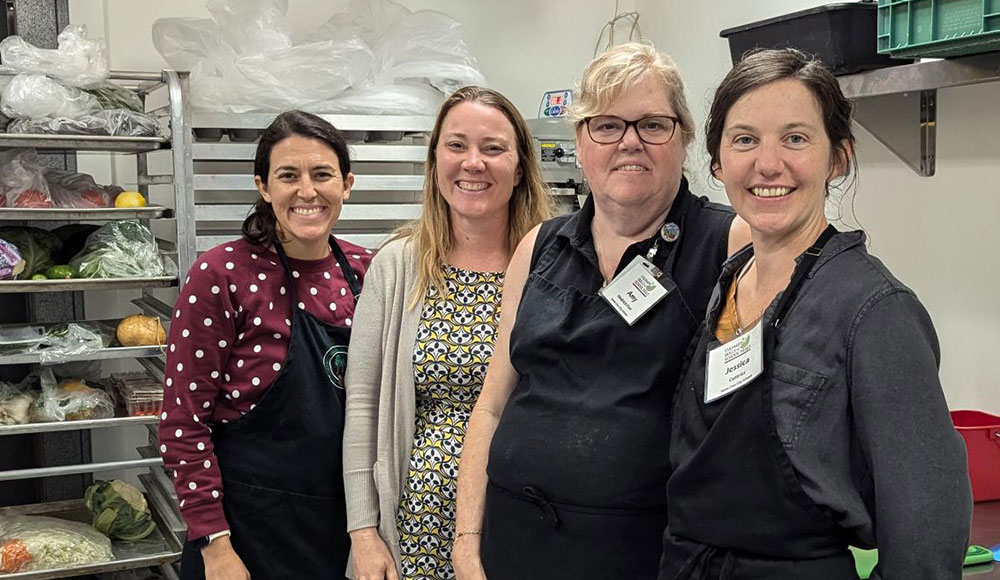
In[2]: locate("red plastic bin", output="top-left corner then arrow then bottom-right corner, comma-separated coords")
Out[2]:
951,410 -> 1000,502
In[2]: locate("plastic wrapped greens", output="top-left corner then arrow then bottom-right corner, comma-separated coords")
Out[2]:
0,515 -> 113,573
0,25 -> 109,88
69,220 -> 175,279
7,109 -> 162,137
0,74 -> 102,120
0,226 -> 62,278
34,323 -> 113,364
84,83 -> 144,113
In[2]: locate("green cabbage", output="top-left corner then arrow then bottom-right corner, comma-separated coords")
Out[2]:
0,226 -> 61,278
84,480 -> 156,541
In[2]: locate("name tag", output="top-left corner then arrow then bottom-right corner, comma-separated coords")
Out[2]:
705,320 -> 763,403
599,255 -> 670,326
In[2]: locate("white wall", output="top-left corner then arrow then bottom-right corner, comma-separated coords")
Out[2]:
640,0 -> 1000,414
68,0 -> 999,416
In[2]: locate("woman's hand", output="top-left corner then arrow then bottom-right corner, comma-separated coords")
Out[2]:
452,535 -> 487,580
350,527 -> 398,580
201,536 -> 250,580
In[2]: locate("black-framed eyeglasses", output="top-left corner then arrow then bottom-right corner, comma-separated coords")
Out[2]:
583,115 -> 680,145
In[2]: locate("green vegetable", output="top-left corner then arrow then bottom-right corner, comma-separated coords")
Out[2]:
84,480 -> 156,541
69,220 -> 171,279
0,226 -> 61,278
44,265 -> 73,279
30,273 -> 47,280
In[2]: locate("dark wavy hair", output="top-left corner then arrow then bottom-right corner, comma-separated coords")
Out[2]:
705,48 -> 857,192
241,110 -> 352,248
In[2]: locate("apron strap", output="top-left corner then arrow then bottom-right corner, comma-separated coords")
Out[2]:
272,237 -> 362,306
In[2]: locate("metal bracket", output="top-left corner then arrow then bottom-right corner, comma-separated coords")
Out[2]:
852,89 -> 937,177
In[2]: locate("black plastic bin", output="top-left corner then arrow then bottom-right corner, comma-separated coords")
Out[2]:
720,2 -> 910,76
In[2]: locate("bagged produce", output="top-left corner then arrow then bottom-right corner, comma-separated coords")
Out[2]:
0,382 -> 34,426
35,323 -> 113,363
0,149 -> 53,209
0,238 -> 25,280
31,369 -> 114,422
116,315 -> 166,347
0,25 -> 109,88
44,169 -> 113,209
69,220 -> 175,279
7,109 -> 162,137
0,515 -> 113,573
0,226 -> 61,278
84,480 -> 157,541
84,83 -> 144,113
0,74 -> 102,120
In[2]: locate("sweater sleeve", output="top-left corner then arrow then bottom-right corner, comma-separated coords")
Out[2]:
158,252 -> 239,539
849,290 -> 972,580
343,250 -> 391,532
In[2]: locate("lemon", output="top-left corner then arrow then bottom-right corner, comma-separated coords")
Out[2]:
115,191 -> 146,208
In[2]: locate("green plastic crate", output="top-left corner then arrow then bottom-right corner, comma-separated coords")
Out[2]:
877,0 -> 1000,57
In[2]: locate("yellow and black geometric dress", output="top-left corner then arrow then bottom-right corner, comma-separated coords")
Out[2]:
396,265 -> 504,580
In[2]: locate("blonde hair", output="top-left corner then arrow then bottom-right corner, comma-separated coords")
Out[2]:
392,86 -> 553,309
569,42 -> 696,146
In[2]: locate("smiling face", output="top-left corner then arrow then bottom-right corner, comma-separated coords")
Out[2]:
576,75 -> 687,214
716,78 -> 843,244
434,101 -> 522,227
255,134 -> 354,259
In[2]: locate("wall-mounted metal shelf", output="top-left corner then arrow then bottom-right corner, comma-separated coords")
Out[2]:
838,52 -> 1000,177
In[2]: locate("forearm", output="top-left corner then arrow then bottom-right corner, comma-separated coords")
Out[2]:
455,405 -> 501,536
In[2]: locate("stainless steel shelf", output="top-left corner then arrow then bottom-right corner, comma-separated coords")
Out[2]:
192,112 -> 435,132
0,134 -> 168,153
0,458 -> 163,482
837,53 -> 1000,177
195,232 -> 387,252
0,276 -> 177,293
0,344 -> 164,365
193,141 -> 427,162
195,203 -> 421,222
194,173 -> 424,191
0,206 -> 173,220
0,498 -> 182,579
0,416 -> 158,437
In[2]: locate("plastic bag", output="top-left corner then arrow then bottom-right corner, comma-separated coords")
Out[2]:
44,169 -> 112,208
311,0 -> 486,95
0,226 -> 61,278
31,369 -> 114,422
0,238 -> 25,280
0,515 -> 113,573
0,25 -> 109,88
69,220 -> 175,279
84,83 -> 144,113
7,109 -> 162,137
0,149 -> 53,209
32,323 -> 113,364
0,381 -> 35,426
325,82 -> 445,116
0,74 -> 102,120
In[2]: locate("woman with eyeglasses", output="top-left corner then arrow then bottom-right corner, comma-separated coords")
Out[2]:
452,43 -> 749,580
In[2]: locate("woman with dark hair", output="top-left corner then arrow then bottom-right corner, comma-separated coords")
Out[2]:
658,49 -> 971,579
160,110 -> 373,579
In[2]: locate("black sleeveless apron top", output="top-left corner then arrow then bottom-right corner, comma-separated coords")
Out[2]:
483,180 -> 733,580
180,237 -> 361,580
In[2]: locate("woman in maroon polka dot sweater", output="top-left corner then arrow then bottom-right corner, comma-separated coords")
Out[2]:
159,111 -> 372,580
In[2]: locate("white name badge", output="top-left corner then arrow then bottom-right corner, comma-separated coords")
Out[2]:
705,320 -> 764,403
598,255 -> 670,326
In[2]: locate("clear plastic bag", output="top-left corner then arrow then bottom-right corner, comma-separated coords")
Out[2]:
32,323 -> 113,364
0,515 -> 113,573
0,25 -> 110,88
44,169 -> 113,209
0,149 -> 53,209
0,73 -> 102,120
84,83 -> 144,113
31,369 -> 114,422
69,220 -> 176,279
0,381 -> 35,426
6,109 -> 162,137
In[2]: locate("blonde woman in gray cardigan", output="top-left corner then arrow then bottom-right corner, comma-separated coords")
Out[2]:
343,86 -> 552,580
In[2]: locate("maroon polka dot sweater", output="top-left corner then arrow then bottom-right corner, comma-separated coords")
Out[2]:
158,237 -> 373,539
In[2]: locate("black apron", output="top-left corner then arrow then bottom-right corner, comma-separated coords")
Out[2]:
659,226 -> 858,580
180,237 -> 361,580
483,188 -> 728,580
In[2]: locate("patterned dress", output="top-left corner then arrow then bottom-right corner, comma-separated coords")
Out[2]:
396,265 -> 504,580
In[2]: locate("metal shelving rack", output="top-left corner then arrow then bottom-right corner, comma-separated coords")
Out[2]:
0,69 -> 189,578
